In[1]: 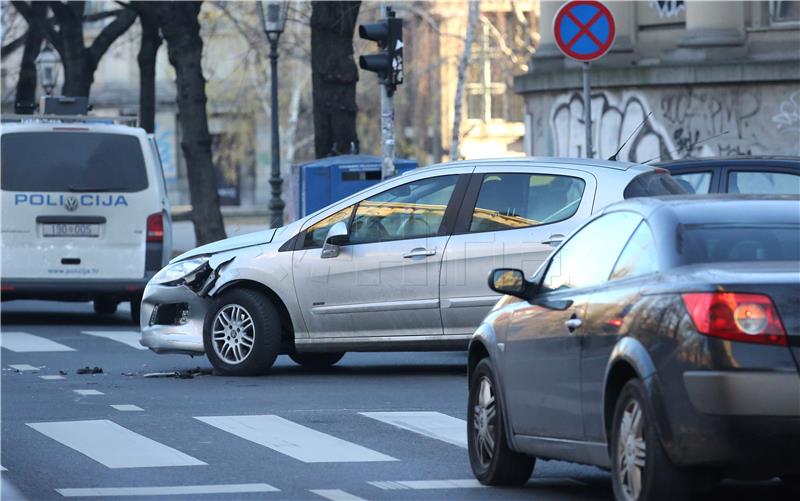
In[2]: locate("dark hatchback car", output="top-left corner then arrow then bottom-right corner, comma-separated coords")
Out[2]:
657,156 -> 799,195
467,195 -> 800,501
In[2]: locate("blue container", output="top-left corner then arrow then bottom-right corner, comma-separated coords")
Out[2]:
295,155 -> 417,217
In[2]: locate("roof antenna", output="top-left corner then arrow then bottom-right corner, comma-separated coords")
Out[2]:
608,112 -> 652,161
642,130 -> 730,164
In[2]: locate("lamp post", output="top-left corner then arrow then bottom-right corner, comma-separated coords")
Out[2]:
35,44 -> 61,96
258,0 -> 289,228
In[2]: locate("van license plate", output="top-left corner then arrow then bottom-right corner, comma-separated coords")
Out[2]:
42,224 -> 100,237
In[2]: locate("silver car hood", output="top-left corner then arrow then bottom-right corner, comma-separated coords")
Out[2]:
171,229 -> 277,263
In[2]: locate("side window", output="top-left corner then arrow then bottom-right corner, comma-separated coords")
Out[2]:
302,206 -> 354,249
349,175 -> 459,245
611,222 -> 658,281
542,212 -> 641,291
469,173 -> 585,233
728,171 -> 800,195
672,172 -> 712,194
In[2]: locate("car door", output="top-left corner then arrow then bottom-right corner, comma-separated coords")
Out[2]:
440,164 -> 596,336
580,218 -> 657,443
292,173 -> 468,339
503,211 -> 641,440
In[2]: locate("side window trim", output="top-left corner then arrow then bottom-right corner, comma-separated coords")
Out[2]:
722,167 -> 800,193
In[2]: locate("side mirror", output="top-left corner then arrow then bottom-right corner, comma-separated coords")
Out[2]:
321,221 -> 349,259
488,268 -> 537,300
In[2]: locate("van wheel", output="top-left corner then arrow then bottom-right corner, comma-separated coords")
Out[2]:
94,298 -> 118,315
611,379 -> 690,501
289,352 -> 345,369
468,358 -> 534,486
203,288 -> 281,376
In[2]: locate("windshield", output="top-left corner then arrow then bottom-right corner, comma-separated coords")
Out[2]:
1,132 -> 148,192
682,224 -> 800,264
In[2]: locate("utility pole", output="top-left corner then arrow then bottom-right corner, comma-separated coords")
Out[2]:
359,5 -> 404,179
583,62 -> 593,159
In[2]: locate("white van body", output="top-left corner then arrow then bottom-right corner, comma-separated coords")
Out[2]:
1,118 -> 172,322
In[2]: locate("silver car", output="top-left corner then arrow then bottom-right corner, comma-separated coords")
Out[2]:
139,157 -> 683,375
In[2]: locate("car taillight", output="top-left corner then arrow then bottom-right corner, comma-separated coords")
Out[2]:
146,213 -> 163,242
681,292 -> 787,346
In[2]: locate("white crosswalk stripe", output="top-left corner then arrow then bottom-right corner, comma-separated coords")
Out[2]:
368,479 -> 483,490
1,331 -> 75,352
27,420 -> 206,468
310,489 -> 368,501
8,364 -> 41,371
195,415 -> 397,463
360,411 -> 466,448
56,483 -> 280,497
80,331 -> 147,350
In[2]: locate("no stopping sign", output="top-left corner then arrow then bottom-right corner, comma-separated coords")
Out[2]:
554,1 -> 616,62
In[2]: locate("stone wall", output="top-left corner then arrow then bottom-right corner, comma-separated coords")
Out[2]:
525,83 -> 800,163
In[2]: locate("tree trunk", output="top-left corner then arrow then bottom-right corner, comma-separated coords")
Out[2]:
449,0 -> 480,160
156,1 -> 226,245
310,1 -> 361,158
136,8 -> 161,133
14,3 -> 45,114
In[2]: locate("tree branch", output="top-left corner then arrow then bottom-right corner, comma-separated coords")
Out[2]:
1,33 -> 26,58
11,1 -> 62,53
88,7 -> 137,65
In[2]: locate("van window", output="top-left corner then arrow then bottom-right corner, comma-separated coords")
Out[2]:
1,132 -> 149,192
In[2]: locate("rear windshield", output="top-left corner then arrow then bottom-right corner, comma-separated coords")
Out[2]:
624,172 -> 686,198
1,132 -> 148,192
683,224 -> 800,264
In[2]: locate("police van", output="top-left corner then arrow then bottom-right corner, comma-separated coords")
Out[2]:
1,104 -> 172,323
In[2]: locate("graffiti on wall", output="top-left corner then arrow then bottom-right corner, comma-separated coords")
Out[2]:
649,0 -> 685,18
659,88 -> 764,157
550,91 -> 678,163
772,91 -> 800,133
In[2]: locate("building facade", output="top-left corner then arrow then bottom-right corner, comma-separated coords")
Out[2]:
516,0 -> 800,162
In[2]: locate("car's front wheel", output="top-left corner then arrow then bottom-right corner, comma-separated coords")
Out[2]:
203,288 -> 281,376
289,351 -> 345,369
611,379 -> 690,501
468,358 -> 534,486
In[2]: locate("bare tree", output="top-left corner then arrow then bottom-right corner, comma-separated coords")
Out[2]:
10,2 -> 45,114
449,0 -> 480,160
150,1 -> 226,244
129,2 -> 161,134
12,1 -> 137,98
310,1 -> 361,158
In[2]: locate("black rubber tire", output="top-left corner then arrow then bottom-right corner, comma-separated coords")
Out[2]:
611,379 -> 691,501
468,358 -> 535,486
203,288 -> 282,376
93,298 -> 118,315
130,296 -> 142,325
289,351 -> 345,369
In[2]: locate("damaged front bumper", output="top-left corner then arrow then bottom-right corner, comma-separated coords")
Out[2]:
139,282 -> 209,355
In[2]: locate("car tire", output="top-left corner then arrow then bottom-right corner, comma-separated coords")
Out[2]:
468,358 -> 534,486
611,379 -> 690,501
289,351 -> 345,369
130,296 -> 142,325
94,298 -> 118,315
203,288 -> 281,376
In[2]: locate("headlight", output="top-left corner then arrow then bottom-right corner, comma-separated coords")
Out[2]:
151,256 -> 210,285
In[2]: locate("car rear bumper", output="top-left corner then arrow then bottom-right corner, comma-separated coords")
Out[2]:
139,282 -> 208,355
1,277 -> 150,301
683,371 -> 800,417
655,370 -> 800,472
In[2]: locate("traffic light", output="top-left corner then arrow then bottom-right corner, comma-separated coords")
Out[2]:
358,8 -> 403,95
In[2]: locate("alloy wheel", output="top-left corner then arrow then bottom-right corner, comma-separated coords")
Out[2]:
472,376 -> 498,468
617,399 -> 647,501
211,304 -> 255,365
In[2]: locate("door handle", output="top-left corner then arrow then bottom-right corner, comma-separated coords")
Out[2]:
542,234 -> 565,246
403,248 -> 436,258
565,316 -> 582,332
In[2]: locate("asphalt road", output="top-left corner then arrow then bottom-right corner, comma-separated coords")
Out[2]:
1,301 -> 795,501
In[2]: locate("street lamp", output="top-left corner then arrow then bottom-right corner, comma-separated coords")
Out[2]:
35,44 -> 61,96
258,0 -> 289,228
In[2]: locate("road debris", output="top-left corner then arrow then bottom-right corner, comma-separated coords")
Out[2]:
143,367 -> 213,379
76,366 -> 103,375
